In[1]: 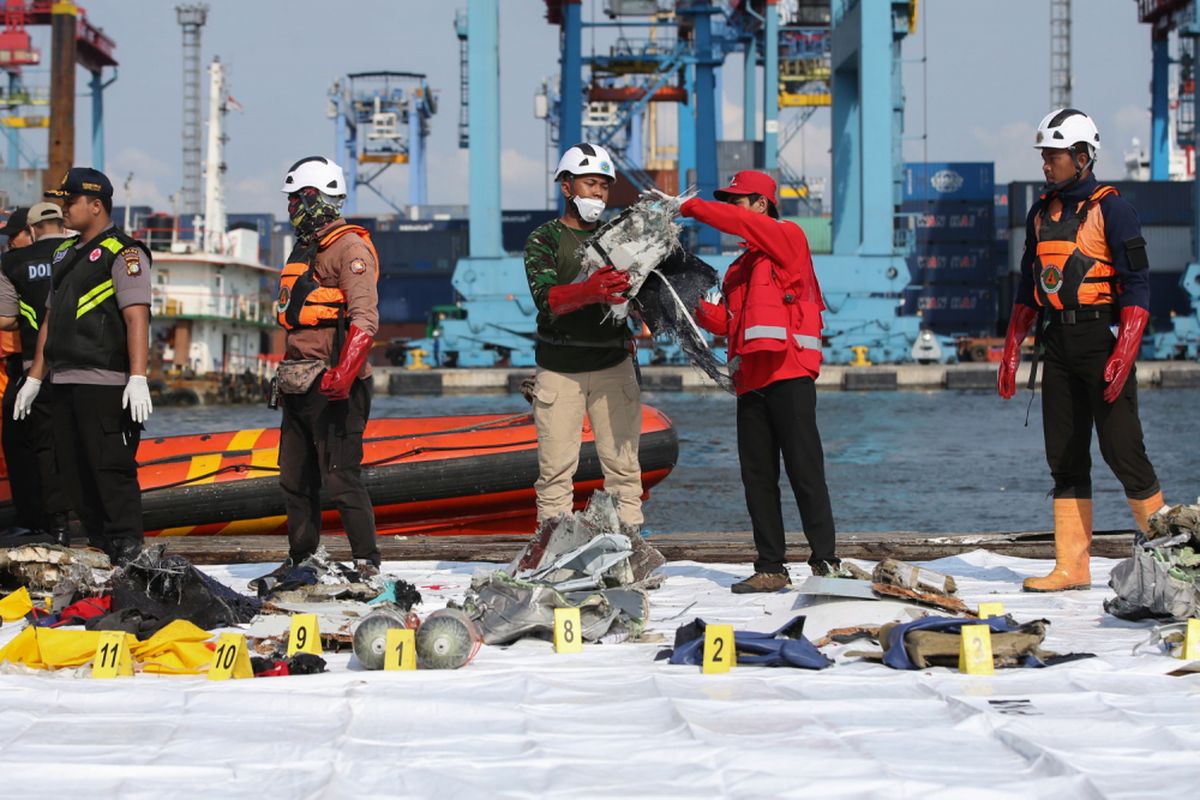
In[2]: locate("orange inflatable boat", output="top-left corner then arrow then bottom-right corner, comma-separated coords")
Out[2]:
0,406 -> 678,537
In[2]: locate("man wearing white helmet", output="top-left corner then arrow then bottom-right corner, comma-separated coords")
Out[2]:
998,109 -> 1166,592
521,143 -> 662,579
252,156 -> 381,590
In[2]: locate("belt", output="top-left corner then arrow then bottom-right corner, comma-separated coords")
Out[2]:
536,332 -> 628,349
1045,306 -> 1116,325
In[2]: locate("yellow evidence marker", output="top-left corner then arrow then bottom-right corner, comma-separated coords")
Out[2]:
553,607 -> 583,653
1182,618 -> 1200,661
92,631 -> 134,678
209,633 -> 254,680
384,628 -> 417,671
977,602 -> 1005,619
287,614 -> 322,656
702,624 -> 736,674
958,624 -> 995,675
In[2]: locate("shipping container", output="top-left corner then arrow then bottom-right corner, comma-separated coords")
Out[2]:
898,200 -> 996,244
1007,180 -> 1193,226
503,209 -> 556,253
906,243 -> 998,284
902,162 -> 995,203
373,228 -> 468,274
783,216 -> 833,254
378,275 -> 457,324
902,284 -> 999,335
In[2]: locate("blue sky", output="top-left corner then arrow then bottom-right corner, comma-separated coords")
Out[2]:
13,0 -> 1160,215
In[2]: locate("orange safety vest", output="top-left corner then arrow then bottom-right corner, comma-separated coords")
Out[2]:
276,224 -> 378,330
1033,185 -> 1119,310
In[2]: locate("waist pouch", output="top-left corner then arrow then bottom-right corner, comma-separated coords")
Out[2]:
276,359 -> 326,394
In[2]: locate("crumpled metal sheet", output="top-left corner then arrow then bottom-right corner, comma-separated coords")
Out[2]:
1105,540 -> 1200,621
576,191 -> 686,322
456,571 -> 647,646
511,492 -> 643,590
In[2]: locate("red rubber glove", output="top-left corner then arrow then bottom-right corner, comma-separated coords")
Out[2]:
1103,305 -> 1149,404
319,324 -> 374,401
547,266 -> 631,315
997,303 -> 1038,400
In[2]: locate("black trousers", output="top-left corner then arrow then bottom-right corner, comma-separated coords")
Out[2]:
1041,318 -> 1160,500
2,356 -> 39,530
52,383 -> 143,552
737,376 -> 837,572
279,377 -> 379,564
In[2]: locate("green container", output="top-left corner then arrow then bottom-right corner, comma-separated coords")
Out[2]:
785,216 -> 833,254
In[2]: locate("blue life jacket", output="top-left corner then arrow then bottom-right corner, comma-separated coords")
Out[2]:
662,616 -> 832,670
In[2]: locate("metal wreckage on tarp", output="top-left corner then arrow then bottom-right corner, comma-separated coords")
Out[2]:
452,492 -> 665,645
576,190 -> 734,393
1106,503 -> 1200,621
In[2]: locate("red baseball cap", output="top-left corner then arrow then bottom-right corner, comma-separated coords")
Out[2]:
713,170 -> 779,218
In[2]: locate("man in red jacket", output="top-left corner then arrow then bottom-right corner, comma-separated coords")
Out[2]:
685,171 -> 839,592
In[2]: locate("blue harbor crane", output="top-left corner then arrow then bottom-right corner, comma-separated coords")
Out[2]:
328,71 -> 437,215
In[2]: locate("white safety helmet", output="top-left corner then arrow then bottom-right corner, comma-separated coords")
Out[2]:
554,143 -> 617,183
1034,108 -> 1101,161
280,156 -> 348,197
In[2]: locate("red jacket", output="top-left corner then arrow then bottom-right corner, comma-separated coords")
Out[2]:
682,197 -> 824,395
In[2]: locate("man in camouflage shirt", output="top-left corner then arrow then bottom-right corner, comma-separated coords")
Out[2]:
523,144 -> 662,578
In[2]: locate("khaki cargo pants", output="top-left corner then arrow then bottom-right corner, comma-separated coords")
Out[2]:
532,357 -> 644,527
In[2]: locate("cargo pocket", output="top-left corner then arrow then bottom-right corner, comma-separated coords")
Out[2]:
327,418 -> 365,472
99,414 -> 138,475
533,386 -> 558,408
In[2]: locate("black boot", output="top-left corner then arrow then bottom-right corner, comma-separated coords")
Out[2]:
48,514 -> 71,548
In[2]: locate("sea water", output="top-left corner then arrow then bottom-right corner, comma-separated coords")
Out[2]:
155,387 -> 1200,534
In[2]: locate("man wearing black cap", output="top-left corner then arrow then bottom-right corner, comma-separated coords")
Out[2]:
13,168 -> 152,564
1,207 -> 32,251
0,202 -> 72,543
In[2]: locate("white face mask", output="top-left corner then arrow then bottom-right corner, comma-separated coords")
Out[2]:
572,196 -> 605,224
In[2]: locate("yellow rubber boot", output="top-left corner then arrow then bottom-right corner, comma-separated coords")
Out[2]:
1127,490 -> 1167,537
1024,498 -> 1094,592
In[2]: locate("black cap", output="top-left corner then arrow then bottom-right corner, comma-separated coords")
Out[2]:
0,207 -> 29,238
44,167 -> 113,199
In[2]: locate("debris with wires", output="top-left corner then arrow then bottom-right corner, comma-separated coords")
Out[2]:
575,189 -> 689,321
107,544 -> 261,636
575,189 -> 733,393
636,249 -> 734,393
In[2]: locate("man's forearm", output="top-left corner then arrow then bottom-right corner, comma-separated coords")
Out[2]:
123,304 -> 150,376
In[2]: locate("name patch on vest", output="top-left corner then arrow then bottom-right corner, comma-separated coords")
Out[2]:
26,262 -> 51,280
88,247 -> 102,262
1039,265 -> 1063,295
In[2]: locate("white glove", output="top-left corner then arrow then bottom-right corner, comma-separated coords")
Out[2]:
123,374 -> 153,424
13,376 -> 41,421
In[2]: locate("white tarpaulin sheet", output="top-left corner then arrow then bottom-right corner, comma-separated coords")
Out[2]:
1,550 -> 1198,798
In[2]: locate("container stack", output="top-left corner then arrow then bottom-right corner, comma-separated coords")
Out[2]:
899,162 -> 1000,336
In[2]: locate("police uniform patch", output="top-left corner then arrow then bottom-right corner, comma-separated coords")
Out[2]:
1040,265 -> 1063,295
123,250 -> 142,276
349,258 -> 367,275
88,247 -> 102,262
53,248 -> 68,264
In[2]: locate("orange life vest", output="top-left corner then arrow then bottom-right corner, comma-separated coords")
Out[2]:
1033,185 -> 1119,310
276,224 -> 377,330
